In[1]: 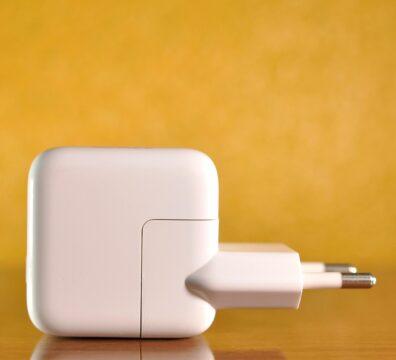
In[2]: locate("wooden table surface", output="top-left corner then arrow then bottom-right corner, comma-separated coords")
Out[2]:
0,267 -> 394,359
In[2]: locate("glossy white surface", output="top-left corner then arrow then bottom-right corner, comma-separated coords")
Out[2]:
187,243 -> 303,309
142,220 -> 218,338
27,147 -> 218,337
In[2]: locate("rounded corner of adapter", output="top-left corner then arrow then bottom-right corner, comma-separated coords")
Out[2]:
187,149 -> 217,170
184,308 -> 216,338
28,147 -> 70,181
182,148 -> 219,187
27,299 -> 64,337
28,149 -> 51,180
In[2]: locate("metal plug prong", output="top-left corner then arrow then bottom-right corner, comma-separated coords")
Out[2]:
341,273 -> 376,288
324,263 -> 357,273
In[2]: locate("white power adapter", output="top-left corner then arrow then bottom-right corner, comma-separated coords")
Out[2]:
26,147 -> 375,338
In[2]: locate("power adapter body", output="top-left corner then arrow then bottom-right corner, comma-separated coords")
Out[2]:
28,148 -> 218,337
26,147 -> 375,338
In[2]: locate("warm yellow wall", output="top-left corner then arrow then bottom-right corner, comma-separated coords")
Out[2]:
1,1 -> 395,269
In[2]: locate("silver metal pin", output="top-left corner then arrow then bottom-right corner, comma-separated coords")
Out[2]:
341,273 -> 376,288
324,263 -> 357,273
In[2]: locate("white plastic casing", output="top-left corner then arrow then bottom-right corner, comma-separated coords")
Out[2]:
187,243 -> 303,309
27,147 -> 219,338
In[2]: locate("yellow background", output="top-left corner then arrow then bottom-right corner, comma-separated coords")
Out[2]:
1,1 -> 395,269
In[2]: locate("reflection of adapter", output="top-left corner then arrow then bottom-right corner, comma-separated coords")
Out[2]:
32,336 -> 214,360
31,335 -> 285,359
26,148 -> 376,338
